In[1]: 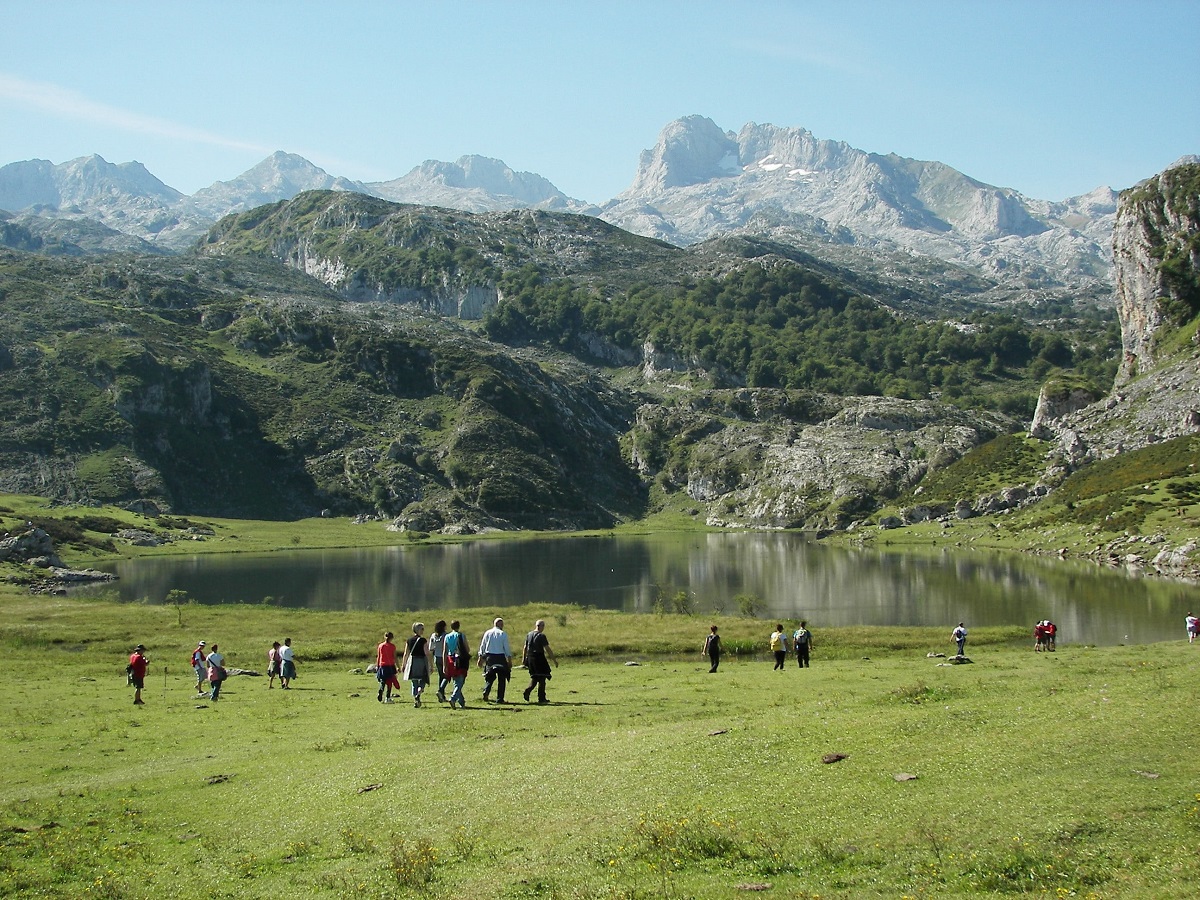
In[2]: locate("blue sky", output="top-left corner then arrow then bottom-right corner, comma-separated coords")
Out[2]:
1,1 -> 1197,203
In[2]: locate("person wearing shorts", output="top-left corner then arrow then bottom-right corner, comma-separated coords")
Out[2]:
129,644 -> 148,705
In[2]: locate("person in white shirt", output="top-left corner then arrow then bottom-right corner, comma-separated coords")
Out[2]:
205,644 -> 226,701
477,617 -> 512,702
279,638 -> 296,689
953,623 -> 968,657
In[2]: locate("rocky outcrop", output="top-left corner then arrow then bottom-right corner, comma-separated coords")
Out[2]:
630,390 -> 1011,530
1113,162 -> 1200,383
0,526 -> 63,567
1029,381 -> 1105,439
1032,163 -> 1200,465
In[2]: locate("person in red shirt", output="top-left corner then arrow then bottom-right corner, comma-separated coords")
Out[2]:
376,632 -> 400,703
128,644 -> 149,705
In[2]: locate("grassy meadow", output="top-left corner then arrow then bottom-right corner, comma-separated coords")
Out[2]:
1,593 -> 1198,899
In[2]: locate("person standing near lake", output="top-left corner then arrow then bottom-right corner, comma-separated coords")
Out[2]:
266,641 -> 281,688
1186,612 -> 1199,644
702,625 -> 721,673
191,640 -> 207,694
770,624 -> 789,670
953,623 -> 968,657
792,621 -> 812,668
279,638 -> 296,689
128,644 -> 149,705
442,620 -> 470,709
376,631 -> 400,703
521,619 -> 558,704
205,644 -> 226,701
478,617 -> 513,703
429,620 -> 448,703
400,623 -> 432,707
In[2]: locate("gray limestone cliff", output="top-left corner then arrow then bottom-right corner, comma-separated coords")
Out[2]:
1032,162 -> 1200,465
1113,162 -> 1200,383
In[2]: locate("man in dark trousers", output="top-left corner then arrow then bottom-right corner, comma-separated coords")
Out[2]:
792,621 -> 813,668
477,617 -> 513,702
522,619 -> 558,704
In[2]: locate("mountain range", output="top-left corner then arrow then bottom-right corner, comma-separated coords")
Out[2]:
5,115 -> 1184,303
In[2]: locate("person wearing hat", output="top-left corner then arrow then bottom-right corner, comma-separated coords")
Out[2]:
128,644 -> 149,705
191,640 -> 207,694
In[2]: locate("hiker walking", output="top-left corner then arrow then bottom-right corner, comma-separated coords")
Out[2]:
702,625 -> 721,673
442,620 -> 470,709
278,638 -> 296,689
400,623 -> 432,707
191,640 -> 207,693
953,622 -> 968,657
792,621 -> 812,668
429,620 -> 448,703
521,619 -> 558,704
128,644 -> 149,705
205,644 -> 227,701
376,631 -> 400,703
267,641 -> 281,688
770,624 -> 789,670
478,617 -> 513,703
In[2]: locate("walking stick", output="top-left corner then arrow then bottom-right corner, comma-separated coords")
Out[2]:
163,665 -> 168,707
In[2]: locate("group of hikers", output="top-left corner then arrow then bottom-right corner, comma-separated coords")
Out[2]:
373,616 -> 558,708
701,621 -> 815,674
126,609 -> 1200,707
127,617 -> 559,708
1033,620 -> 1058,651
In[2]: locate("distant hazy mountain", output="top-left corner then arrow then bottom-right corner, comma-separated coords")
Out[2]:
0,119 -> 1129,295
185,151 -> 367,218
367,155 -> 593,213
599,116 -> 1117,289
0,154 -> 182,210
0,154 -> 206,248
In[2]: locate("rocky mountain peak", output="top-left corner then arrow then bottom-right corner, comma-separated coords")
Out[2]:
602,116 -> 1116,293
0,154 -> 183,213
368,154 -> 581,212
622,115 -> 739,195
186,151 -> 363,218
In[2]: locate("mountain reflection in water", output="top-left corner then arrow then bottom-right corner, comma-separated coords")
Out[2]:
94,532 -> 1197,646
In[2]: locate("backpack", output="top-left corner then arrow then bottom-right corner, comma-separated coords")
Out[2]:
794,629 -> 809,646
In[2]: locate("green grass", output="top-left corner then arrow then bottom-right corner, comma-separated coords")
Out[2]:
1,593 -> 1198,899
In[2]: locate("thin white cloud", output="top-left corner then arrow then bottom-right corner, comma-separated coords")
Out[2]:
731,38 -> 873,80
0,72 -> 275,156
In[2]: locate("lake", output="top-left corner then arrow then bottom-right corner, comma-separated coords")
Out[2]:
92,532 -> 1198,646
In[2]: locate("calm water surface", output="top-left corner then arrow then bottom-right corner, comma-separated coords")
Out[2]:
94,533 -> 1199,646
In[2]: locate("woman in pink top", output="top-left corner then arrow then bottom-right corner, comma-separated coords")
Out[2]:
376,632 -> 400,703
